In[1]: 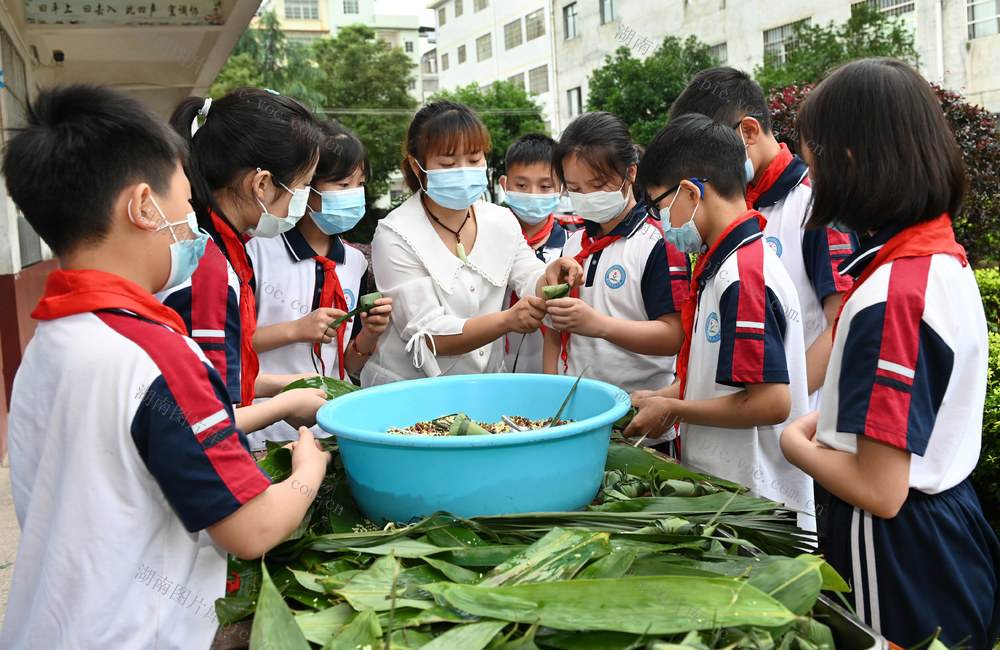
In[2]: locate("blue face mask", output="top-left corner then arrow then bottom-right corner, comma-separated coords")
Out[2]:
132,196 -> 209,292
309,187 -> 366,235
738,126 -> 755,184
661,187 -> 706,255
504,189 -> 561,225
417,161 -> 488,210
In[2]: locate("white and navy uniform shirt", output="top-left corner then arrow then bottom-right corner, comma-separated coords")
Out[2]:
503,219 -> 567,374
245,229 -> 368,446
157,225 -> 244,404
816,225 -> 986,493
4,309 -> 271,649
680,214 -> 814,529
753,156 -> 857,407
560,201 -> 690,393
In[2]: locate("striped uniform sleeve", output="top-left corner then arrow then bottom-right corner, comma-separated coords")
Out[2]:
715,241 -> 790,386
640,240 -> 691,319
834,257 -> 953,455
802,227 -> 859,302
99,312 -> 271,532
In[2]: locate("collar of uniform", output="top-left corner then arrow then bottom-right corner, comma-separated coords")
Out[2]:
282,225 -> 345,264
545,222 -> 567,249
582,200 -> 648,239
378,192 -> 522,294
696,212 -> 764,285
752,149 -> 809,210
838,223 -> 906,279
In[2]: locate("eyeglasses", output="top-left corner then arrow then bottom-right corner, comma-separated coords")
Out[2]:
645,178 -> 708,220
733,113 -> 764,130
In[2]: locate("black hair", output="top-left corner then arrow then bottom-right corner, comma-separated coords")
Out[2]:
669,67 -> 772,134
798,58 -> 967,232
402,100 -> 491,193
2,83 -> 187,256
551,112 -> 639,187
505,132 -> 556,171
637,113 -> 747,202
170,88 -> 323,227
313,121 -> 371,185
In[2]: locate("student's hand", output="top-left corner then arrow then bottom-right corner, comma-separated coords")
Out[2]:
545,257 -> 585,289
273,388 -> 328,429
504,295 -> 547,333
358,297 -> 393,339
546,297 -> 608,338
295,307 -> 348,344
285,426 -> 333,472
630,390 -> 657,404
779,411 -> 821,464
624,395 -> 683,440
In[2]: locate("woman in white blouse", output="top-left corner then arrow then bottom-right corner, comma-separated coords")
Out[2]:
361,101 -> 583,386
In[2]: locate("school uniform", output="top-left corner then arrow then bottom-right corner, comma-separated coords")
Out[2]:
503,214 -> 566,374
558,201 -> 690,395
677,212 -> 814,530
360,193 -> 546,386
816,216 -> 1000,647
245,228 -> 368,446
747,144 -> 857,409
157,210 -> 258,406
3,270 -> 271,650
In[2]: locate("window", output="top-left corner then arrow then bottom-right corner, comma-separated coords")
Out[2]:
526,8 -> 546,40
505,19 -> 523,49
710,42 -> 728,64
343,0 -> 358,14
476,33 -> 492,61
968,0 -> 1000,38
409,79 -> 417,90
567,87 -> 582,117
852,0 -> 915,16
564,3 -> 579,39
405,41 -> 414,52
600,0 -> 616,24
438,6 -> 447,25
507,72 -> 525,88
455,0 -> 463,16
763,18 -> 810,66
285,0 -> 319,20
474,0 -> 488,11
458,44 -> 467,63
288,33 -> 319,46
529,64 -> 549,94
441,52 -> 450,70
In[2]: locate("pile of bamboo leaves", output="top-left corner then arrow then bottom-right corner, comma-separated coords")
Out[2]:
217,441 -> 848,649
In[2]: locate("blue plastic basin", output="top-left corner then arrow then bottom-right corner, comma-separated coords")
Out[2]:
316,374 -> 631,524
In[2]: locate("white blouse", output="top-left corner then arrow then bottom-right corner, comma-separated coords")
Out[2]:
360,192 -> 547,386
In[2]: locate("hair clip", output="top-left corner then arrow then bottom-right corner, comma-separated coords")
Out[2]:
191,97 -> 212,137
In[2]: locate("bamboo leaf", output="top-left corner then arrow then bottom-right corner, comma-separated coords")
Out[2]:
334,555 -> 435,612
280,375 -> 361,400
576,548 -> 636,580
423,576 -> 801,634
745,556 -> 824,616
425,524 -> 488,549
250,563 -> 311,650
605,443 -> 747,491
294,603 -> 354,646
421,620 -> 508,650
438,544 -> 529,567
424,556 -> 481,584
290,568 -> 327,593
322,609 -> 382,650
480,528 -> 611,587
552,367 -> 587,424
346,539 -> 457,558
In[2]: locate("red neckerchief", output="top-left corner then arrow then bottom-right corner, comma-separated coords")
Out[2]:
832,214 -> 966,340
676,211 -> 763,402
209,209 -> 260,406
505,215 -> 557,354
560,229 -> 623,371
745,144 -> 794,210
314,255 -> 349,380
32,269 -> 187,335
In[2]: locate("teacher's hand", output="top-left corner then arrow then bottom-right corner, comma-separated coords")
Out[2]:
504,295 -> 546,334
545,257 -> 585,289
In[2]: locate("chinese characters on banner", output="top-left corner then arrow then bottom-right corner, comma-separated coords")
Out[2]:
25,0 -> 223,25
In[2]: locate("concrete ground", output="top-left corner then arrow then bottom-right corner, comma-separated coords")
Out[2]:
0,458 -> 17,632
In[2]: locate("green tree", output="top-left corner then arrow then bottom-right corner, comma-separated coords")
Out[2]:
312,24 -> 419,203
209,10 -> 326,108
754,3 -> 919,91
586,36 -> 718,147
431,81 -> 547,202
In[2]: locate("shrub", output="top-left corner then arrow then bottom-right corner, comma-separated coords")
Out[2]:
972,330 -> 1000,538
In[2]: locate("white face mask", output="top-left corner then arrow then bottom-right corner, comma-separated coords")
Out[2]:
567,178 -> 631,224
246,169 -> 308,238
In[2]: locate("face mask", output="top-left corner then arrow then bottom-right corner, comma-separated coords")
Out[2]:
738,127 -> 755,184
130,197 -> 209,292
416,161 -> 488,210
505,190 -> 561,225
247,170 -> 308,238
309,187 -> 366,235
568,178 -> 630,224
661,188 -> 706,254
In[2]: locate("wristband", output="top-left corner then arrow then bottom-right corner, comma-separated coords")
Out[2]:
352,339 -> 376,357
